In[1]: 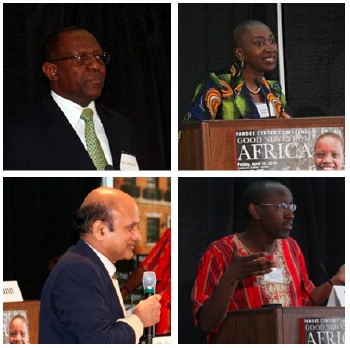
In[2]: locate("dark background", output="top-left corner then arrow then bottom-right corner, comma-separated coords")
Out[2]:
3,3 -> 171,170
178,3 -> 344,129
178,177 -> 345,343
3,177 -> 101,300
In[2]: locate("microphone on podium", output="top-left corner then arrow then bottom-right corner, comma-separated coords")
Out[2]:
317,262 -> 333,286
142,271 -> 157,344
254,77 -> 272,118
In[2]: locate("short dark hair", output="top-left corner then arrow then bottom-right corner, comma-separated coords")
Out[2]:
73,202 -> 115,235
42,26 -> 86,62
242,180 -> 286,218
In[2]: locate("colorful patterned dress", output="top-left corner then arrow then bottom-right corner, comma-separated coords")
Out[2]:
184,63 -> 290,121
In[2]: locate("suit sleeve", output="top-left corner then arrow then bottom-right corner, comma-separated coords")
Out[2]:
52,262 -> 137,343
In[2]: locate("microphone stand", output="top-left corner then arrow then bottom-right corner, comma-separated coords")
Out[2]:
254,77 -> 272,118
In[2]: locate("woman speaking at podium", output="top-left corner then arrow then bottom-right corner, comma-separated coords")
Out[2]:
184,20 -> 292,121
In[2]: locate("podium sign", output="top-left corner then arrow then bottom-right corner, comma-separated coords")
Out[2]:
212,307 -> 345,344
235,126 -> 343,170
303,317 -> 345,344
179,117 -> 345,170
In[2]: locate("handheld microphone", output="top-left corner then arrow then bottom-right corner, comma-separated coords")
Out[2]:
317,262 -> 333,286
104,164 -> 115,170
142,271 -> 157,344
254,77 -> 272,118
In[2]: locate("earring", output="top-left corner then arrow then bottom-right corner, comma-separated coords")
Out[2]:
241,60 -> 245,69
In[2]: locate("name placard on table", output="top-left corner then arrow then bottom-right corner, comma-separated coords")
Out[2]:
3,281 -> 23,302
327,286 -> 345,307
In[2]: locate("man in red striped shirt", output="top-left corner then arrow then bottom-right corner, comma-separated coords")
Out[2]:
191,180 -> 344,343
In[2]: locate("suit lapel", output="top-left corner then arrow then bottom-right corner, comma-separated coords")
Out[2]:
42,96 -> 96,170
76,240 -> 125,317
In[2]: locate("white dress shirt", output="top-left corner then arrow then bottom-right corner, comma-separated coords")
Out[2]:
83,241 -> 143,343
51,91 -> 113,165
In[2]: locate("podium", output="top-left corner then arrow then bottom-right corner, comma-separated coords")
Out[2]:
212,306 -> 345,344
178,117 -> 345,170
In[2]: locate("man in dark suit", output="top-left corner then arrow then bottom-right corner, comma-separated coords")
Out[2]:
4,27 -> 138,170
39,187 -> 161,343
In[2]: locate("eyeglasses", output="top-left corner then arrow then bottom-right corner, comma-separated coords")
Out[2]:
51,52 -> 111,65
254,202 -> 297,212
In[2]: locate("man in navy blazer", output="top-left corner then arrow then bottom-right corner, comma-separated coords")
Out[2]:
39,187 -> 161,343
4,27 -> 137,170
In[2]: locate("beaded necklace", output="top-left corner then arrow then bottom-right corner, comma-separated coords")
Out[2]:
246,86 -> 261,94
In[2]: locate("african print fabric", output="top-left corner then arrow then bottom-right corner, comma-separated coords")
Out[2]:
184,63 -> 290,121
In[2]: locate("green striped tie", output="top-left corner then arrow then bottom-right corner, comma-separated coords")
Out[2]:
80,108 -> 108,170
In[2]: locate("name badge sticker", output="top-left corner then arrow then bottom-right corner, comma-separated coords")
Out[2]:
264,267 -> 283,283
120,152 -> 139,171
256,102 -> 276,118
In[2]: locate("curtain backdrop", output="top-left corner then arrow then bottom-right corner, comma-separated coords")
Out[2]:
282,4 -> 345,117
3,178 -> 100,300
3,3 -> 171,170
178,177 -> 345,343
178,3 -> 344,129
